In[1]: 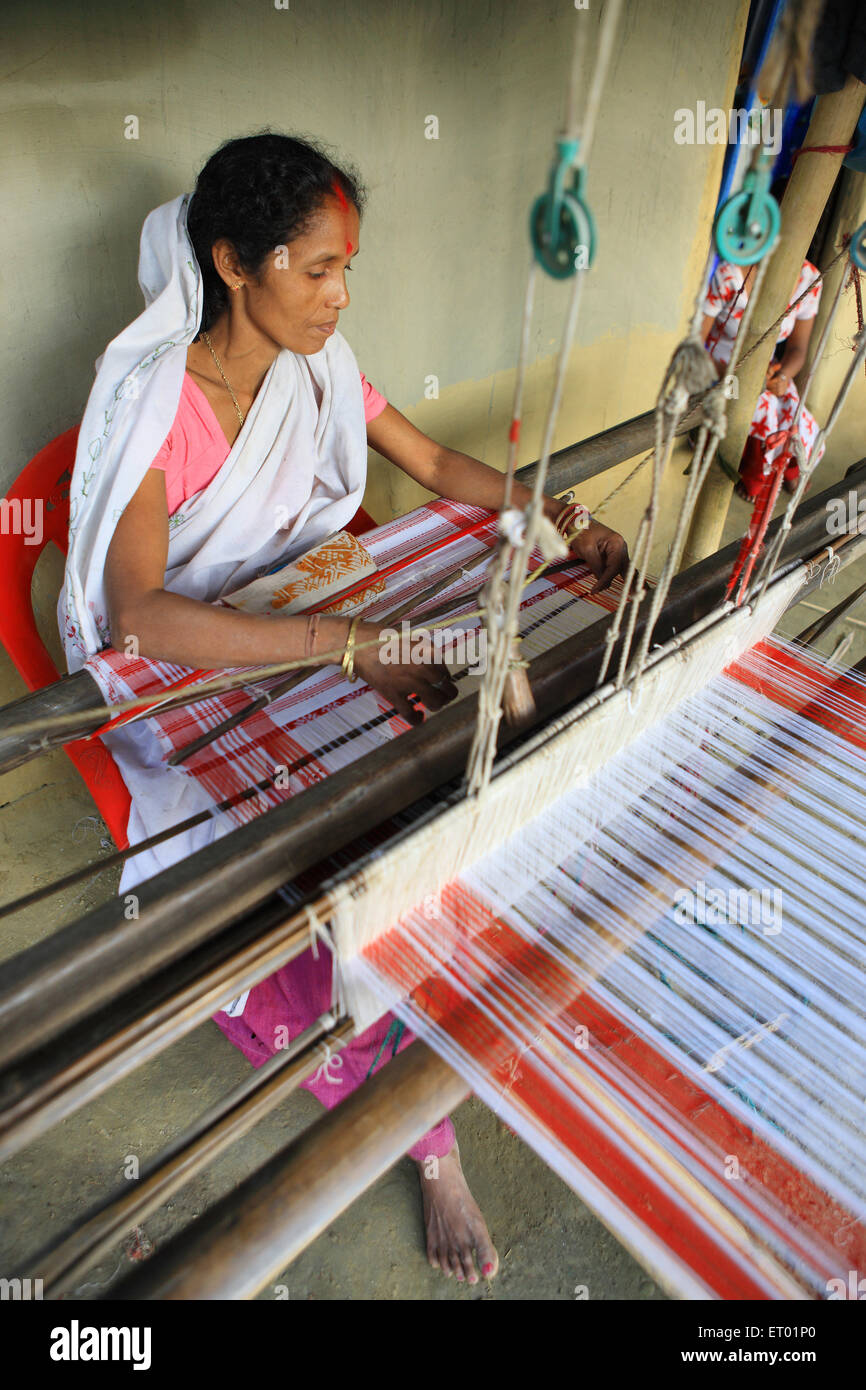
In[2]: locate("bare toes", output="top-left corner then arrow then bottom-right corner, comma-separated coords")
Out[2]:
477,1232 -> 499,1279
461,1249 -> 479,1285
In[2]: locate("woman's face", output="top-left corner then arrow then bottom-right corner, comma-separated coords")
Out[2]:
234,194 -> 361,356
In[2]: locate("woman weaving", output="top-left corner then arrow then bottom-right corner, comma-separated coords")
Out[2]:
60,133 -> 628,1287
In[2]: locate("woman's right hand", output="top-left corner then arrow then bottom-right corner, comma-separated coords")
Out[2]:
351,621 -> 459,726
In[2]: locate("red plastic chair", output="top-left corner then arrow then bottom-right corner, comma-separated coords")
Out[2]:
344,504 -> 376,537
0,427 -> 377,852
0,425 -> 132,847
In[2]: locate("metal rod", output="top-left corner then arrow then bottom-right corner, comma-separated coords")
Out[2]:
794,577 -> 866,645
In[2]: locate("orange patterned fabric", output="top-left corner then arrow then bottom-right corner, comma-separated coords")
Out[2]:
224,529 -> 385,616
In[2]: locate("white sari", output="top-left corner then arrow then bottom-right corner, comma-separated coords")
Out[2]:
59,193 -> 370,889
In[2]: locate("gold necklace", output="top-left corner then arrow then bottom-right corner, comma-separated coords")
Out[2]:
202,332 -> 245,426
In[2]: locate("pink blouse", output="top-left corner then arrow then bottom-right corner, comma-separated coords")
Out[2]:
151,370 -> 388,517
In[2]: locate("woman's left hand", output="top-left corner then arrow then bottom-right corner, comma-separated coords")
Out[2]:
764,364 -> 789,397
567,519 -> 629,594
767,372 -> 790,397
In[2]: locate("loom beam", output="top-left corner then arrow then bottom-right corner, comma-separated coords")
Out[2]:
22,1014 -> 356,1298
0,894 -> 316,1160
0,463 -> 864,1076
109,1039 -> 470,1300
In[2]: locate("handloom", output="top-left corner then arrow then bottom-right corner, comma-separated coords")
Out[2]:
1,464 -> 865,1300
2,0 -> 865,1303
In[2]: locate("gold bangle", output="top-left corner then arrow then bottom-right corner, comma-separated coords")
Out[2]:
341,615 -> 361,683
557,502 -> 590,538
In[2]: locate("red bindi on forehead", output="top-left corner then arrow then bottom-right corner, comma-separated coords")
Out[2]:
329,179 -> 355,257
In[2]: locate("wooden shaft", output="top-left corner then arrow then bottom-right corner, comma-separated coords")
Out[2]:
683,75 -> 866,568
803,165 -> 866,384
109,1040 -> 469,1300
795,577 -> 866,645
30,1016 -> 355,1298
520,400 -> 700,497
0,896 -> 313,1161
0,463 -> 863,1074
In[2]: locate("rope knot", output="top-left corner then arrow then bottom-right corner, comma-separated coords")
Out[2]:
663,335 -> 718,418
702,383 -> 728,439
497,507 -> 526,547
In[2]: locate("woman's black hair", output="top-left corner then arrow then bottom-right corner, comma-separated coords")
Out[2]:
187,131 -> 367,334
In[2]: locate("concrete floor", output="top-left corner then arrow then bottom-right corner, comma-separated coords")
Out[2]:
1,439 -> 864,1300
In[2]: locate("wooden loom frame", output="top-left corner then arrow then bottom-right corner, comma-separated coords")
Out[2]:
3,454 -> 866,1300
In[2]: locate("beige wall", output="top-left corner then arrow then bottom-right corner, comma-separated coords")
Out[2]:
2,0 -> 748,509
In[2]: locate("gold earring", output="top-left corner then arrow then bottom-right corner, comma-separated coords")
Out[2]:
232,282 -> 243,291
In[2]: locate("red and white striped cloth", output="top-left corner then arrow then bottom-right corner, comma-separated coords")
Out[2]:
85,497 -> 620,830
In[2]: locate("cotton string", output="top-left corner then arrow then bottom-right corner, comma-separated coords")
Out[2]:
467,0 -> 623,796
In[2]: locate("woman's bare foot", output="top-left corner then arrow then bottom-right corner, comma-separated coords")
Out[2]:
734,479 -> 754,502
417,1143 -> 499,1285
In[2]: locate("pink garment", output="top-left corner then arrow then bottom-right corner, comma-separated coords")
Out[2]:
151,369 -> 388,517
214,950 -> 456,1164
154,366 -> 452,1161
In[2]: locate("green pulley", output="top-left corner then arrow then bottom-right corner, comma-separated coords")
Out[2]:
850,219 -> 866,272
713,155 -> 780,266
530,137 -> 597,280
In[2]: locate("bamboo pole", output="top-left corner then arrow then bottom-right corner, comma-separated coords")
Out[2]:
803,164 -> 866,386
0,897 -> 315,1161
109,1040 -> 469,1300
682,75 -> 866,568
